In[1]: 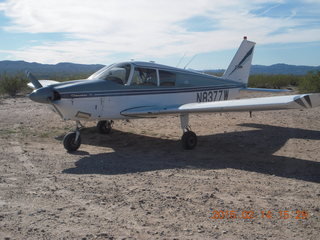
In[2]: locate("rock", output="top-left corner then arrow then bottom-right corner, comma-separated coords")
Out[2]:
130,205 -> 136,210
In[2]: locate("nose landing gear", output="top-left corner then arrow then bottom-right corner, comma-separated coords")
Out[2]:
63,120 -> 114,152
63,121 -> 83,152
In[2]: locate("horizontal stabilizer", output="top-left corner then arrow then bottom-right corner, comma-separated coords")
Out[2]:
121,93 -> 320,117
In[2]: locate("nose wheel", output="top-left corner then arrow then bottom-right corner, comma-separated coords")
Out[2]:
63,132 -> 81,152
63,121 -> 82,152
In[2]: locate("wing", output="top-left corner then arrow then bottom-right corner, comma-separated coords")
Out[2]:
121,93 -> 320,117
27,80 -> 59,89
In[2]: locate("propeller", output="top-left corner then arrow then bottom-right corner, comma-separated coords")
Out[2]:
26,71 -> 61,104
26,71 -> 64,118
26,71 -> 43,89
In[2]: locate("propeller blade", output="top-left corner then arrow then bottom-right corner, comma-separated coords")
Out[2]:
26,71 -> 43,89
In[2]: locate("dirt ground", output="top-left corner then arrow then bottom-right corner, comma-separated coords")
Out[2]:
0,91 -> 319,240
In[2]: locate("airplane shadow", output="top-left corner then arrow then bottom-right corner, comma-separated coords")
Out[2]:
62,123 -> 320,183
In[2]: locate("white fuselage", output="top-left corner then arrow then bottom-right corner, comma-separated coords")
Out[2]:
54,87 -> 241,121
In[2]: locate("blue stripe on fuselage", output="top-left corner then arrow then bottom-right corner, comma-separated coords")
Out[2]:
59,85 -> 242,99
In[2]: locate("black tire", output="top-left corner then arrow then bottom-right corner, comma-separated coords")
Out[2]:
63,132 -> 81,152
97,120 -> 112,134
181,131 -> 197,150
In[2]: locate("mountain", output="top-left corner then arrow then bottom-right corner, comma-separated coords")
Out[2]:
250,64 -> 320,75
0,61 -> 105,79
206,63 -> 320,76
0,61 -> 319,78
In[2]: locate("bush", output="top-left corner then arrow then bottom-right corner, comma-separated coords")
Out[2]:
248,74 -> 302,89
0,73 -> 29,97
298,71 -> 320,93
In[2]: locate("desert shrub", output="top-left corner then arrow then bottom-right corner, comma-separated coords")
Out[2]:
0,72 -> 91,98
0,73 -> 29,97
248,74 -> 302,89
298,71 -> 320,93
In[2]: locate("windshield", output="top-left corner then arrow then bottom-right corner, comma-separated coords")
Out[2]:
88,63 -> 132,85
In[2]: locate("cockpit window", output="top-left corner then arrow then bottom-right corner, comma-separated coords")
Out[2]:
131,68 -> 158,86
88,63 -> 131,85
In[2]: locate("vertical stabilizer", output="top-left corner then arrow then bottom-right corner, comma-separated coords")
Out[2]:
222,37 -> 255,85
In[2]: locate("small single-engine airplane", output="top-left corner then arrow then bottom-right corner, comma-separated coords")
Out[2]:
27,37 -> 320,152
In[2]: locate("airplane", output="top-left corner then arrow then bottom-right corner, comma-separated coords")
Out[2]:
27,37 -> 320,152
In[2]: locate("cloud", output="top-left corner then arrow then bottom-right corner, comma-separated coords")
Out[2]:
0,0 -> 319,64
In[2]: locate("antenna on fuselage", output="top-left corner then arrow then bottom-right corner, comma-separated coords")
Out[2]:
176,52 -> 187,68
184,54 -> 197,69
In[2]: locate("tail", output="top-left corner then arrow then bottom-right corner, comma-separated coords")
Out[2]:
222,37 -> 256,86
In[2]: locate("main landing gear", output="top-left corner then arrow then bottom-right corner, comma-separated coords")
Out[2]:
180,114 -> 197,150
62,117 -> 196,152
63,120 -> 113,152
97,120 -> 113,134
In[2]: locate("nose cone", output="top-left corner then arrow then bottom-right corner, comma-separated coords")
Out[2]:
29,87 -> 53,104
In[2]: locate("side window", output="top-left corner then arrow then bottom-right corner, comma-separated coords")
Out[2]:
159,70 -> 176,86
131,68 -> 157,86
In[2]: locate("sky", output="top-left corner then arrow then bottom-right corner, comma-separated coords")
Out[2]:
0,0 -> 319,69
